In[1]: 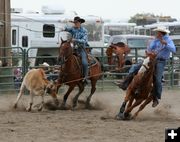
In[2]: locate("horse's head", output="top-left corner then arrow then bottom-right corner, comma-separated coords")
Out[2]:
57,38 -> 73,65
138,51 -> 157,74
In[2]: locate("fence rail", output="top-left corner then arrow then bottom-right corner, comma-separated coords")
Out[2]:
0,46 -> 180,93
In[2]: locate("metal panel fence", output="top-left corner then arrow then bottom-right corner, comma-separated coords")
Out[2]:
0,46 -> 180,93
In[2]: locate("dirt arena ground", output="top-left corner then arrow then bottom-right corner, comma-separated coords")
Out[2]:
0,88 -> 179,142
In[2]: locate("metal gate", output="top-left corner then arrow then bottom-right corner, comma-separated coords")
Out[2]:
0,46 -> 180,94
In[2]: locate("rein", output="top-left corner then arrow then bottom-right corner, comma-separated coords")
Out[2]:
142,64 -> 149,71
63,54 -> 73,63
60,53 -> 81,76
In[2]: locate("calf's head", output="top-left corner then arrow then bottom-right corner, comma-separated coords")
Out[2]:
45,81 -> 59,105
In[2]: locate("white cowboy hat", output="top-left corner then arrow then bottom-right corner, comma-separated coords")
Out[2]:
153,26 -> 170,34
40,62 -> 50,67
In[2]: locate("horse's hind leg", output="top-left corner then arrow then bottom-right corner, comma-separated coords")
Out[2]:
85,80 -> 97,109
124,99 -> 144,119
72,83 -> 85,108
132,95 -> 153,119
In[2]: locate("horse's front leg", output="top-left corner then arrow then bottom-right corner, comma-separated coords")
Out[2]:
60,85 -> 75,109
116,101 -> 127,120
116,90 -> 132,120
72,82 -> 85,109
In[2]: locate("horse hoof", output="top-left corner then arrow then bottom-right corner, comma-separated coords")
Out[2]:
38,107 -> 43,111
58,105 -> 67,110
26,108 -> 31,112
13,104 -> 17,109
124,113 -> 132,120
115,113 -> 124,120
85,104 -> 92,109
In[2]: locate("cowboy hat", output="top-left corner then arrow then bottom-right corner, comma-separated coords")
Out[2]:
153,26 -> 170,34
40,62 -> 50,67
71,16 -> 85,23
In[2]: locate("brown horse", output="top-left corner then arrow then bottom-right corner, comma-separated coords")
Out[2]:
106,42 -> 130,70
116,52 -> 157,120
57,39 -> 102,109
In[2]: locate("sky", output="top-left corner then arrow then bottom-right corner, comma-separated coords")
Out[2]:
11,0 -> 180,21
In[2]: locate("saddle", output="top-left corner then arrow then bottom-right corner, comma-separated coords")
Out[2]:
73,51 -> 97,76
73,48 -> 97,67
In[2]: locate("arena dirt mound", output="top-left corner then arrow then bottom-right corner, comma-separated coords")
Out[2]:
0,96 -> 27,112
154,104 -> 172,116
43,95 -> 110,111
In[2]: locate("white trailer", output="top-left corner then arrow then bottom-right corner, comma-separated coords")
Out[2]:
11,7 -> 104,66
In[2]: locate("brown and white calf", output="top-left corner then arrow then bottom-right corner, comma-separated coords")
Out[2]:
13,68 -> 59,111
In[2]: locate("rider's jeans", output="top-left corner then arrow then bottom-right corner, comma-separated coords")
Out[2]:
129,63 -> 142,74
78,48 -> 88,78
153,60 -> 166,99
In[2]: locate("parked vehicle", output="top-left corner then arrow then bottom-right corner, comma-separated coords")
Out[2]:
104,22 -> 136,36
104,34 -> 111,47
91,34 -> 111,59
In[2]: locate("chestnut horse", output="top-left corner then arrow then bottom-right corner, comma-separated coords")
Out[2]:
57,40 -> 102,109
106,42 -> 130,70
116,52 -> 157,120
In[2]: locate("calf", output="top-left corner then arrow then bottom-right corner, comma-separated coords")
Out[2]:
14,68 -> 59,111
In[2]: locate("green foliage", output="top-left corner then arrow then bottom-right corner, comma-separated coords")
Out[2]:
128,13 -> 176,25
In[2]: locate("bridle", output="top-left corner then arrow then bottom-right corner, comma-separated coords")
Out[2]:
142,64 -> 149,71
59,41 -> 73,65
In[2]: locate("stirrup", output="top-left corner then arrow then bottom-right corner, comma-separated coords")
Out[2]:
82,77 -> 88,86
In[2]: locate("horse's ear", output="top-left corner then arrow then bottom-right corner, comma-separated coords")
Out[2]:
61,38 -> 64,43
145,50 -> 151,56
145,50 -> 148,56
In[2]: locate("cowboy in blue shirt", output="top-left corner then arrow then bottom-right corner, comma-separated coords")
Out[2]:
147,26 -> 176,107
117,26 -> 176,107
65,16 -> 89,85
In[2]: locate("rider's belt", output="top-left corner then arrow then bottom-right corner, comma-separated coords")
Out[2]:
157,58 -> 166,61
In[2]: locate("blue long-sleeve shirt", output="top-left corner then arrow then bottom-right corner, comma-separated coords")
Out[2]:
147,35 -> 176,60
65,26 -> 88,46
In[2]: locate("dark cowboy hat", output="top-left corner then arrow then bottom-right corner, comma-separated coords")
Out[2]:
71,16 -> 85,23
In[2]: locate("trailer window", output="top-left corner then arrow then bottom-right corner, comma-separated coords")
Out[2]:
22,36 -> 28,47
12,29 -> 16,45
43,24 -> 55,38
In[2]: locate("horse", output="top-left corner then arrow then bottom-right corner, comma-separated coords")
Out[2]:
56,39 -> 102,109
116,51 -> 157,120
106,42 -> 130,70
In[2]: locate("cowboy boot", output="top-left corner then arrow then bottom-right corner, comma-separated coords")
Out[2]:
152,96 -> 159,107
117,73 -> 134,90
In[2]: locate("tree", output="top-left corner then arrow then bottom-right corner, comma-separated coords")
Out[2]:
128,13 -> 177,26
